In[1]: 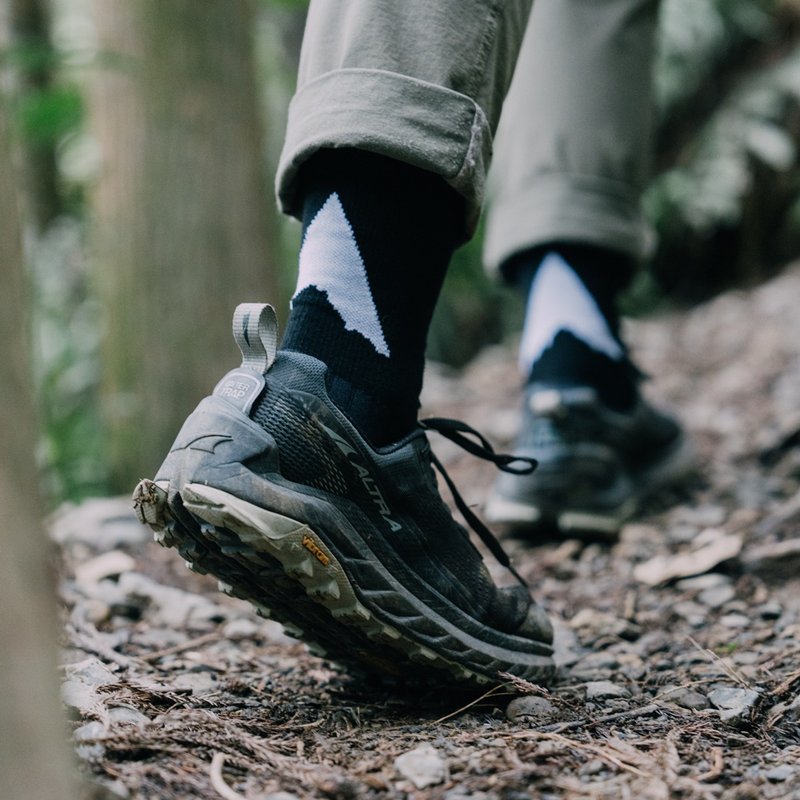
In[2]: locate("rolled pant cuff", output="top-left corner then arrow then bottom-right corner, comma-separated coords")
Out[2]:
276,68 -> 491,235
484,174 -> 653,276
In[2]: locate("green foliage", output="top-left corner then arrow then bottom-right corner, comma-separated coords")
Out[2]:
31,220 -> 108,502
16,84 -> 83,145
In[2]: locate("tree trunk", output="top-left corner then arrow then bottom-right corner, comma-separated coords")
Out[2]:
0,96 -> 77,799
8,0 -> 62,229
88,0 -> 280,492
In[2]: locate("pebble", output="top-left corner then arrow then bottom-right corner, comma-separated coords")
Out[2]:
718,613 -> 750,629
585,681 -> 630,701
698,585 -> 736,608
49,498 -> 149,547
394,744 -> 447,789
73,720 -> 106,761
170,670 -> 218,694
264,793 -> 300,800
116,572 -> 226,628
660,685 -> 710,710
75,550 -> 136,586
757,601 -> 783,620
506,695 -> 560,724
676,573 -> 732,592
763,764 -> 794,782
707,687 -> 760,721
107,706 -> 149,726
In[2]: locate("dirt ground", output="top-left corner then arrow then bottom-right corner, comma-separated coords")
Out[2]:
56,264 -> 800,799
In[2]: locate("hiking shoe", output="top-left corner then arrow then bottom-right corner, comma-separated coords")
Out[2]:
133,304 -> 554,686
485,383 -> 694,536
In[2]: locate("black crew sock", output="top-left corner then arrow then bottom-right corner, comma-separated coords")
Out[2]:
281,149 -> 464,445
504,243 -> 640,412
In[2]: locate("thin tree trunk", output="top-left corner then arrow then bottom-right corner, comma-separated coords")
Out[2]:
88,0 -> 280,492
9,0 -> 61,229
0,95 -> 76,800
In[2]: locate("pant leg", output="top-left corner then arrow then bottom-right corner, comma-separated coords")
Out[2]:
484,0 -> 661,274
276,0 -> 533,238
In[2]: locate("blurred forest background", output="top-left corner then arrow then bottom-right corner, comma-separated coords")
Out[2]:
3,0 -> 800,506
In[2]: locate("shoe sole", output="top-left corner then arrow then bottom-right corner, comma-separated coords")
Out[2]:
134,478 -> 555,688
485,434 -> 695,537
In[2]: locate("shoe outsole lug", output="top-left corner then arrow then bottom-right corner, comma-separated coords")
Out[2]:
132,478 -> 554,687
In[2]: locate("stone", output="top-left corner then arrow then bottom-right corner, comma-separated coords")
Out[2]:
707,687 -> 760,721
585,681 -> 630,701
718,613 -> 749,629
506,695 -> 560,724
394,743 -> 447,789
660,686 -> 710,710
697,585 -> 736,608
764,764 -> 793,782
676,573 -> 732,592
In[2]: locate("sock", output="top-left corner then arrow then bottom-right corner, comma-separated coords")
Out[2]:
504,244 -> 639,412
281,149 -> 464,445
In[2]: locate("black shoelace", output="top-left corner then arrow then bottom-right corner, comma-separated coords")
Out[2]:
419,417 -> 537,587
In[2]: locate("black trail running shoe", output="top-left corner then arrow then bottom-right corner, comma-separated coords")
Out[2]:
133,304 -> 554,686
485,383 -> 694,537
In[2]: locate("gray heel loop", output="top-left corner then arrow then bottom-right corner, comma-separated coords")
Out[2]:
233,303 -> 278,374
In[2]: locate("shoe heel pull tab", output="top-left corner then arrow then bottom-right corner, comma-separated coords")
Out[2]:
233,303 -> 278,375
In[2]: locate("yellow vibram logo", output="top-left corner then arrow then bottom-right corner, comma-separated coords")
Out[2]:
302,534 -> 330,566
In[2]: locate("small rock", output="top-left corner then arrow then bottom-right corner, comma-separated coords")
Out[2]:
264,793 -> 299,800
585,681 -> 630,701
74,720 -> 106,742
757,601 -> 783,620
742,537 -> 800,578
223,618 -> 260,639
73,720 -> 106,761
394,743 -> 447,789
697,585 -> 736,608
707,687 -> 759,721
75,550 -> 136,585
170,670 -> 218,694
61,658 -> 117,714
718,613 -> 749,629
579,759 -> 605,776
107,706 -> 149,726
764,764 -> 793,782
117,572 -> 226,628
506,695 -> 560,724
676,573 -> 732,592
49,498 -> 149,547
660,686 -> 710,710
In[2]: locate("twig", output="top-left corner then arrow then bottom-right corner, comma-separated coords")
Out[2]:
65,623 -> 138,670
514,731 -> 651,778
432,683 -> 510,724
143,631 -> 223,662
686,635 -> 751,688
770,667 -> 800,700
209,753 -> 247,800
697,747 -> 724,782
535,703 -> 661,734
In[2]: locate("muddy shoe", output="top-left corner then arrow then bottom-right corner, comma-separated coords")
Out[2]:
133,304 -> 554,686
485,383 -> 694,537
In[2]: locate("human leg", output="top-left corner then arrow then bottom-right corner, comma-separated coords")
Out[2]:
135,0 -> 556,685
483,0 -> 693,534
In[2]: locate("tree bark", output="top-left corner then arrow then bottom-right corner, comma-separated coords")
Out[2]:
88,0 -> 280,492
0,95 -> 77,800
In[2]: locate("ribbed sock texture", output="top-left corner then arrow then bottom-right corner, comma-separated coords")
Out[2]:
506,244 -> 639,412
282,149 -> 464,445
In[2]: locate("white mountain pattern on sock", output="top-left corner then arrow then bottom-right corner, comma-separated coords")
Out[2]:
519,251 -> 624,374
294,192 -> 390,357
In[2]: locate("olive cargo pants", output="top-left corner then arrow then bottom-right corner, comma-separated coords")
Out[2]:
277,0 -> 660,271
